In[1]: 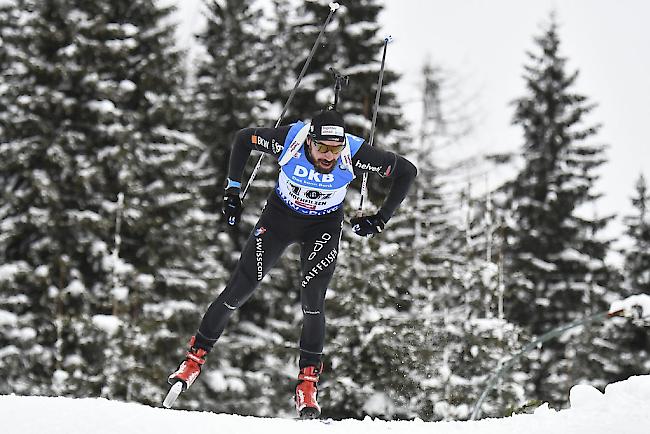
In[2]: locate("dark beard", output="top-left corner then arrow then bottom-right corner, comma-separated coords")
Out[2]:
313,161 -> 336,174
306,146 -> 336,174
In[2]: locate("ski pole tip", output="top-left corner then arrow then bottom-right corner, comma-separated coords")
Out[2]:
329,2 -> 340,11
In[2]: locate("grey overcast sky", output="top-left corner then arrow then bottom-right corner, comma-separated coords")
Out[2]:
172,0 -> 650,246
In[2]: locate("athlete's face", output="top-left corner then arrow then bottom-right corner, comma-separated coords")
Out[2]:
307,136 -> 344,174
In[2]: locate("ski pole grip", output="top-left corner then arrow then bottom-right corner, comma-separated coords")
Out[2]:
329,2 -> 340,11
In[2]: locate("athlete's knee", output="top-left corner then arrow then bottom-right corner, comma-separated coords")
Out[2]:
301,284 -> 328,317
218,268 -> 258,310
302,305 -> 324,316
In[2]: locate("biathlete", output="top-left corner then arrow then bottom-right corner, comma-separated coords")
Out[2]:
168,109 -> 417,418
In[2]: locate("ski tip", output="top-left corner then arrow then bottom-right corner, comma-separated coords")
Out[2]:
162,381 -> 184,409
384,35 -> 394,44
329,2 -> 340,11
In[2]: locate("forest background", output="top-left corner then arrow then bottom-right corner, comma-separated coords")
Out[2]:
1,0 -> 649,422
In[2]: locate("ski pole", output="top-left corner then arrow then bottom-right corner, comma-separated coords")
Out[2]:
329,67 -> 349,110
241,2 -> 341,202
357,35 -> 393,217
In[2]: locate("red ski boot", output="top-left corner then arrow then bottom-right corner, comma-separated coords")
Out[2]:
295,364 -> 322,419
167,336 -> 207,391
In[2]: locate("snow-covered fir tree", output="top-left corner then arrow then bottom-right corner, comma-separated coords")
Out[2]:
596,174 -> 650,386
408,61 -> 461,297
622,174 -> 650,295
0,0 -> 214,402
500,14 -> 619,406
191,0 -> 269,203
263,0 -> 306,113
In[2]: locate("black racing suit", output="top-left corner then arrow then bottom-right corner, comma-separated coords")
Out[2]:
194,125 -> 417,368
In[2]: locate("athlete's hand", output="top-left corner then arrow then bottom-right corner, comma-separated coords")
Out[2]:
350,213 -> 386,237
222,187 -> 243,227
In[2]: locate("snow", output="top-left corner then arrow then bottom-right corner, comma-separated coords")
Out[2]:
111,286 -> 129,301
92,315 -> 122,336
67,210 -> 102,223
0,262 -> 28,281
0,345 -> 19,360
105,38 -> 138,51
135,273 -> 155,289
143,300 -> 199,319
119,79 -> 137,92
0,309 -> 18,326
609,294 -> 650,319
468,318 -> 511,334
204,371 -> 247,393
520,253 -> 557,272
554,248 -> 592,264
103,255 -> 134,276
378,242 -> 399,256
105,23 -> 139,37
87,99 -> 118,114
9,327 -> 36,340
34,265 -> 48,278
363,392 -> 395,416
52,370 -> 70,386
2,375 -> 650,433
64,279 -> 86,295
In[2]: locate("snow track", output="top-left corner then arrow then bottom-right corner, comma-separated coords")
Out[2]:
1,375 -> 650,434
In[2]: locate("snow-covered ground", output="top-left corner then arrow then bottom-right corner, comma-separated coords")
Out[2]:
1,375 -> 649,434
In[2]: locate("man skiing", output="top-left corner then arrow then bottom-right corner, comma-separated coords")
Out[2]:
167,109 -> 417,418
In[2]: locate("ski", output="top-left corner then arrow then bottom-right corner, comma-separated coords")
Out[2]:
162,381 -> 183,409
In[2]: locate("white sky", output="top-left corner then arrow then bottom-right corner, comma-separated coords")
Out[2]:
172,0 -> 650,246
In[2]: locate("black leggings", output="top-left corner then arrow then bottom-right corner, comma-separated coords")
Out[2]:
196,193 -> 343,368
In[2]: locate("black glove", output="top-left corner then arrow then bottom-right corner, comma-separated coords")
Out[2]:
350,213 -> 386,237
222,187 -> 243,227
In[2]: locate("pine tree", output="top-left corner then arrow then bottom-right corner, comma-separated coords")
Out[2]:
622,174 -> 650,295
0,0 -> 212,401
192,0 -> 269,200
597,174 -> 650,386
501,14 -> 617,406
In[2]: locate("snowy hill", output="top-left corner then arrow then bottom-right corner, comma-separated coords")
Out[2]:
1,376 -> 649,434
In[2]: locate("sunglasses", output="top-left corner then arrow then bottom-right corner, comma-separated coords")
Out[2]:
311,139 -> 346,154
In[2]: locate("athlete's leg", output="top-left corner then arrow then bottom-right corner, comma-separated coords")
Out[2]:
195,205 -> 294,350
297,217 -> 343,368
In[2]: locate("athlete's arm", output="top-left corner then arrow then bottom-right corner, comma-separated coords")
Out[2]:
352,143 -> 418,221
226,126 -> 291,185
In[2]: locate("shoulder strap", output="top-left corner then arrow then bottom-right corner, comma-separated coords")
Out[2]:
339,133 -> 364,175
279,122 -> 311,167
340,135 -> 354,175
